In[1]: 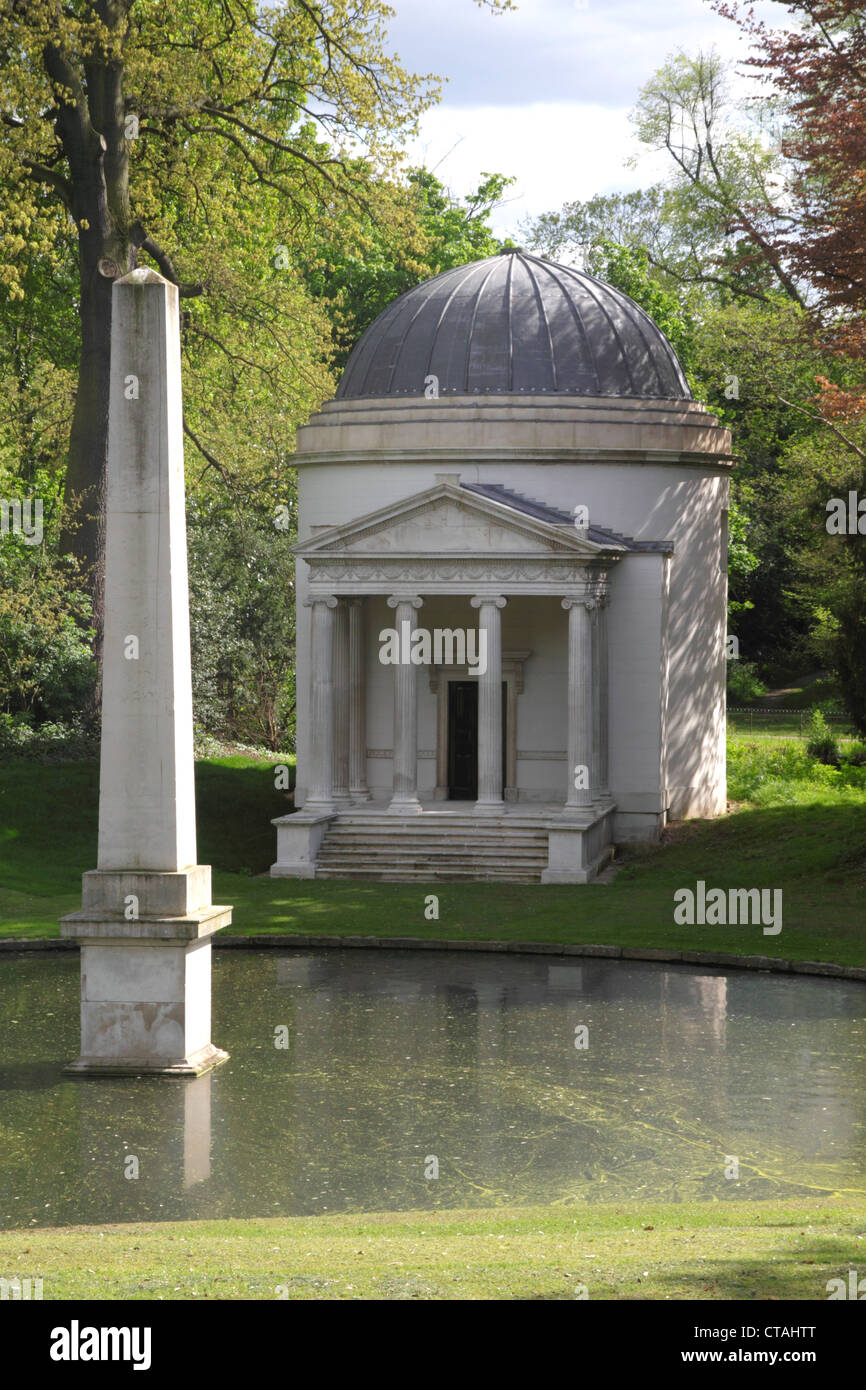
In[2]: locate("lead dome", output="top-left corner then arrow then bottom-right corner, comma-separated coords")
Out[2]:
336,248 -> 690,401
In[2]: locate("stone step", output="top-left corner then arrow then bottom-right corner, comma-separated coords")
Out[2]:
325,817 -> 547,828
332,817 -> 552,829
316,815 -> 551,882
315,867 -> 543,883
318,834 -> 547,845
327,831 -> 548,843
318,850 -> 547,861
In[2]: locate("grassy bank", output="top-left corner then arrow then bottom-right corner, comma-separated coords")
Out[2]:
1,739 -> 864,964
2,743 -> 864,1300
1,1200 -> 861,1300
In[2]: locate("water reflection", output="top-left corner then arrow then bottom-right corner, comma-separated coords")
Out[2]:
0,949 -> 864,1227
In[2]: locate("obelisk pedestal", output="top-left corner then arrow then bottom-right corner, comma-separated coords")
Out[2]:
61,267 -> 231,1076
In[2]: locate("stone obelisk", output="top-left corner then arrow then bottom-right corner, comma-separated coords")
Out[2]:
61,267 -> 231,1076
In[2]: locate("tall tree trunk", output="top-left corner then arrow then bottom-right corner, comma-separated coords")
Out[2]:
48,17 -> 133,684
60,251 -> 115,671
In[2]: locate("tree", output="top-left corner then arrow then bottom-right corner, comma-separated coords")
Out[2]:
0,0 -> 508,632
307,167 -> 515,369
580,237 -> 699,382
716,1 -> 866,317
524,50 -> 800,307
713,1 -> 866,726
630,48 -> 804,305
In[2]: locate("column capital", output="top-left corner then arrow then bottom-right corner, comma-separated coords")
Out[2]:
304,594 -> 339,609
470,594 -> 507,609
387,594 -> 423,610
561,594 -> 598,612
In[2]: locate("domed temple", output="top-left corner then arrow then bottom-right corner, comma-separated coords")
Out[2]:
271,250 -> 733,883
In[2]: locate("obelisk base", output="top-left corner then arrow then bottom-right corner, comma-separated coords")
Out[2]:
61,870 -> 230,1076
64,1041 -> 229,1079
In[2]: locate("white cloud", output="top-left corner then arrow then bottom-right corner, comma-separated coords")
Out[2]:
388,0 -> 784,109
391,0 -> 787,237
406,102 -> 669,237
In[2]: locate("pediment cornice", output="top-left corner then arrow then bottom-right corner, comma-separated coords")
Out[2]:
295,481 -> 625,562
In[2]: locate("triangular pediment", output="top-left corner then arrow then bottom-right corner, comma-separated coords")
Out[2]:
295,483 -> 621,560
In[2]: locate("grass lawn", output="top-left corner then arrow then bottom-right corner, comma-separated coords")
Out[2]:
1,1200 -> 862,1300
1,737 -> 865,1300
1,737 -> 864,964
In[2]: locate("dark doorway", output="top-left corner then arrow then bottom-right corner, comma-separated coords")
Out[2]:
447,681 -> 508,800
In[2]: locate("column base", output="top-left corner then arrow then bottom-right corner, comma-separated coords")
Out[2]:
350,789 -> 372,802
64,1043 -> 229,1078
474,800 -> 506,816
387,797 -> 423,815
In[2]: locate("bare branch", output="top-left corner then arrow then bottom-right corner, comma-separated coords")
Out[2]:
134,228 -> 204,296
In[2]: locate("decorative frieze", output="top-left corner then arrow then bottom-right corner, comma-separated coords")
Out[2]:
307,558 -> 595,590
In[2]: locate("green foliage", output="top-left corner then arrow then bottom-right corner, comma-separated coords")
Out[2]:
0,712 -> 98,761
0,539 -> 96,722
586,237 -> 698,382
0,249 -> 79,490
0,1 -> 518,740
306,168 -> 514,368
726,661 -> 767,704
187,497 -> 297,750
834,578 -> 866,738
726,736 -> 866,804
630,48 -> 801,306
805,709 -> 840,766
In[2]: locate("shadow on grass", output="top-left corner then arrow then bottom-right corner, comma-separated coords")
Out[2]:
214,800 -> 866,958
524,1233 -> 860,1301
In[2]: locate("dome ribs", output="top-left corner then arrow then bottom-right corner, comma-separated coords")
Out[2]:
336,250 -> 692,402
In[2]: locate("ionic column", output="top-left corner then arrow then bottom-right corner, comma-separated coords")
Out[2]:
332,600 -> 351,804
347,599 -> 370,801
387,594 -> 423,814
591,588 -> 610,800
563,595 -> 594,813
305,595 -> 338,810
471,594 -> 507,815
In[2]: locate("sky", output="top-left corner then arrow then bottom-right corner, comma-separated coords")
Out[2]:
385,0 -> 786,238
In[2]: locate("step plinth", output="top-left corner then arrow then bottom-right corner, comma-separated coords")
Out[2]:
61,886 -> 230,1076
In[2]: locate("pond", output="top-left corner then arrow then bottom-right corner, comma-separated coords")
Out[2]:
1,948 -> 864,1226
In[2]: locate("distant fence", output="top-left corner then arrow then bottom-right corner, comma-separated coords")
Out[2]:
727,707 -> 856,738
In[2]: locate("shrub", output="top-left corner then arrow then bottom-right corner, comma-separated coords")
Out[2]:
806,709 -> 840,766
0,711 -> 99,761
0,541 -> 96,722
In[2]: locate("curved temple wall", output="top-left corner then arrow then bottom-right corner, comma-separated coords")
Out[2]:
292,394 -> 732,845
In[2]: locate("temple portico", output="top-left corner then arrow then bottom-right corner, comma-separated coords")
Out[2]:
296,577 -> 611,822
